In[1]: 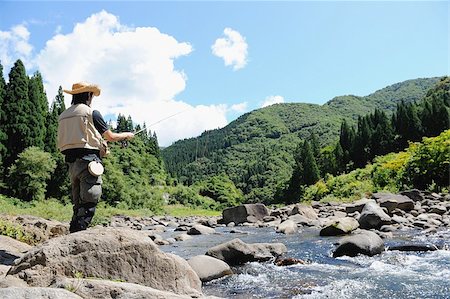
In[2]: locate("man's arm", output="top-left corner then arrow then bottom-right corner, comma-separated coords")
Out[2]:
102,130 -> 134,142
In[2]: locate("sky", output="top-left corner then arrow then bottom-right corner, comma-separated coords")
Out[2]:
0,1 -> 448,146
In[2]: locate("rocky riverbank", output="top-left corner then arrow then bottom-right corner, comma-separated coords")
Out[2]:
0,189 -> 449,298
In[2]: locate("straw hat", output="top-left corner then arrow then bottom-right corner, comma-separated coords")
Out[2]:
63,82 -> 101,96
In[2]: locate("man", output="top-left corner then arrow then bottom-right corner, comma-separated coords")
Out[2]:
57,82 -> 134,233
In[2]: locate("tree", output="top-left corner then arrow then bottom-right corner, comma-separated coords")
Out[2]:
0,62 -> 7,175
339,119 -> 355,171
45,86 -> 65,153
301,140 -> 320,186
3,60 -> 32,168
7,147 -> 56,201
28,71 -> 48,149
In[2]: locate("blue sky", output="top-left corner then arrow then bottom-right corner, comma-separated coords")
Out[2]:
0,1 -> 448,146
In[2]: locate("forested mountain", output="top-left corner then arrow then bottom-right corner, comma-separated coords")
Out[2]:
162,77 -> 443,203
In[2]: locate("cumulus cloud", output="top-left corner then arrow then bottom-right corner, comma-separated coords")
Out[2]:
33,10 -> 229,146
212,28 -> 248,70
0,24 -> 34,74
261,95 -> 285,108
230,102 -> 248,113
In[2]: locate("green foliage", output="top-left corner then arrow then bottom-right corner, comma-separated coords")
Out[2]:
0,219 -> 35,245
167,184 -> 219,210
7,147 -> 56,201
27,71 -> 48,150
194,174 -> 244,208
401,130 -> 450,191
163,77 -> 440,204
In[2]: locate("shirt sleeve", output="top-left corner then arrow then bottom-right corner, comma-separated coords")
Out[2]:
92,110 -> 108,135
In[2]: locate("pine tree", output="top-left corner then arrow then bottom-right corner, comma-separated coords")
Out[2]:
3,60 -> 32,168
339,119 -> 355,170
301,141 -> 320,186
0,62 -> 7,176
45,87 -> 65,153
28,71 -> 48,149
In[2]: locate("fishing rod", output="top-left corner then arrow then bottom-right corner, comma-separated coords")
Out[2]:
120,108 -> 191,147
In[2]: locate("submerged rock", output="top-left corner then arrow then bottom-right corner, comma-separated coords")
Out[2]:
333,230 -> 385,257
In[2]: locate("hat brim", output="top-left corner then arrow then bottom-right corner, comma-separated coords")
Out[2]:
63,86 -> 101,97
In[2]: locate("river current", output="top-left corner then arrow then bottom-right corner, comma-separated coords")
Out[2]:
160,226 -> 450,299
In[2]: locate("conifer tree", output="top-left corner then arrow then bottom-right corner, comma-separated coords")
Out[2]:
301,140 -> 320,186
3,60 -> 32,168
28,72 -> 48,149
45,86 -> 65,153
339,119 -> 355,170
0,63 -> 7,176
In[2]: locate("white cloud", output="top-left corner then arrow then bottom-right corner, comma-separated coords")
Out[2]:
0,24 -> 34,74
261,95 -> 285,108
212,28 -> 248,70
33,10 -> 229,146
230,102 -> 248,113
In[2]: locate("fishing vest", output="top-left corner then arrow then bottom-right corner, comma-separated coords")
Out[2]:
57,104 -> 103,152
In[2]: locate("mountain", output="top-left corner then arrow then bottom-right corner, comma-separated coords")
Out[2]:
162,77 -> 442,203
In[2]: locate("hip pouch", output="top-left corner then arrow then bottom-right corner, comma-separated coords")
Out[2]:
82,154 -> 104,177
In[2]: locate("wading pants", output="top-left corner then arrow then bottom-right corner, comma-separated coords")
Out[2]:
68,158 -> 102,233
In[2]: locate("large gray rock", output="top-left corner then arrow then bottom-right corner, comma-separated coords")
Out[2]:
373,192 -> 415,213
289,204 -> 318,220
0,215 -> 68,244
333,230 -> 385,257
53,278 -> 194,299
0,287 -> 82,299
188,255 -> 233,282
0,236 -> 32,278
222,204 -> 269,225
206,238 -> 287,265
320,217 -> 359,236
276,220 -> 298,234
400,189 -> 425,202
358,202 -> 391,229
343,198 -> 374,214
7,227 -> 201,297
187,224 -> 216,235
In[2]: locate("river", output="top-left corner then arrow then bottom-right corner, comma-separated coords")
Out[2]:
160,226 -> 450,299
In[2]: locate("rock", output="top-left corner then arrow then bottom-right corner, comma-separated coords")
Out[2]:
0,236 -> 32,267
289,204 -> 318,220
188,255 -> 233,282
222,204 -> 269,225
343,198 -> 374,214
187,224 -> 216,235
400,189 -> 425,202
333,230 -> 385,257
428,205 -> 447,215
276,220 -> 298,235
288,214 -> 316,226
206,238 -> 287,265
263,216 -> 277,222
174,234 -> 192,241
53,278 -> 194,299
7,227 -> 201,297
373,192 -> 415,213
274,257 -> 306,266
0,215 -> 68,244
358,202 -> 391,229
0,287 -> 82,299
320,217 -> 359,236
0,275 -> 28,288
387,244 -> 438,252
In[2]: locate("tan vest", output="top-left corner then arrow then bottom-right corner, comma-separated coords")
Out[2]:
57,104 -> 104,152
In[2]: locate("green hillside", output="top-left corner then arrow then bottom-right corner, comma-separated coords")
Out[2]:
162,77 -> 442,203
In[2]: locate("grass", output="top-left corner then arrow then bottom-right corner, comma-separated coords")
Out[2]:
0,194 -> 220,228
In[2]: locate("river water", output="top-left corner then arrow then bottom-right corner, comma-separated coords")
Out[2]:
160,226 -> 450,299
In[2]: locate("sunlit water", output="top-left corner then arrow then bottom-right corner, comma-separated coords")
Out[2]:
160,227 -> 450,299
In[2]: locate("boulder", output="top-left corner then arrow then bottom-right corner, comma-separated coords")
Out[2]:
0,236 -> 32,279
289,204 -> 318,220
358,202 -> 391,229
387,243 -> 438,252
373,192 -> 415,213
276,220 -> 298,235
222,204 -> 269,225
187,224 -> 216,235
174,234 -> 192,242
287,214 -> 317,226
187,255 -> 233,282
400,189 -> 425,202
333,230 -> 385,257
206,238 -> 287,265
320,217 -> 359,236
0,215 -> 68,244
7,227 -> 201,297
343,198 -> 374,214
53,278 -> 194,299
0,287 -> 82,299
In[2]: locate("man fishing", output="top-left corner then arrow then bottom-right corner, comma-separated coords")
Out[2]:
57,82 -> 134,233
